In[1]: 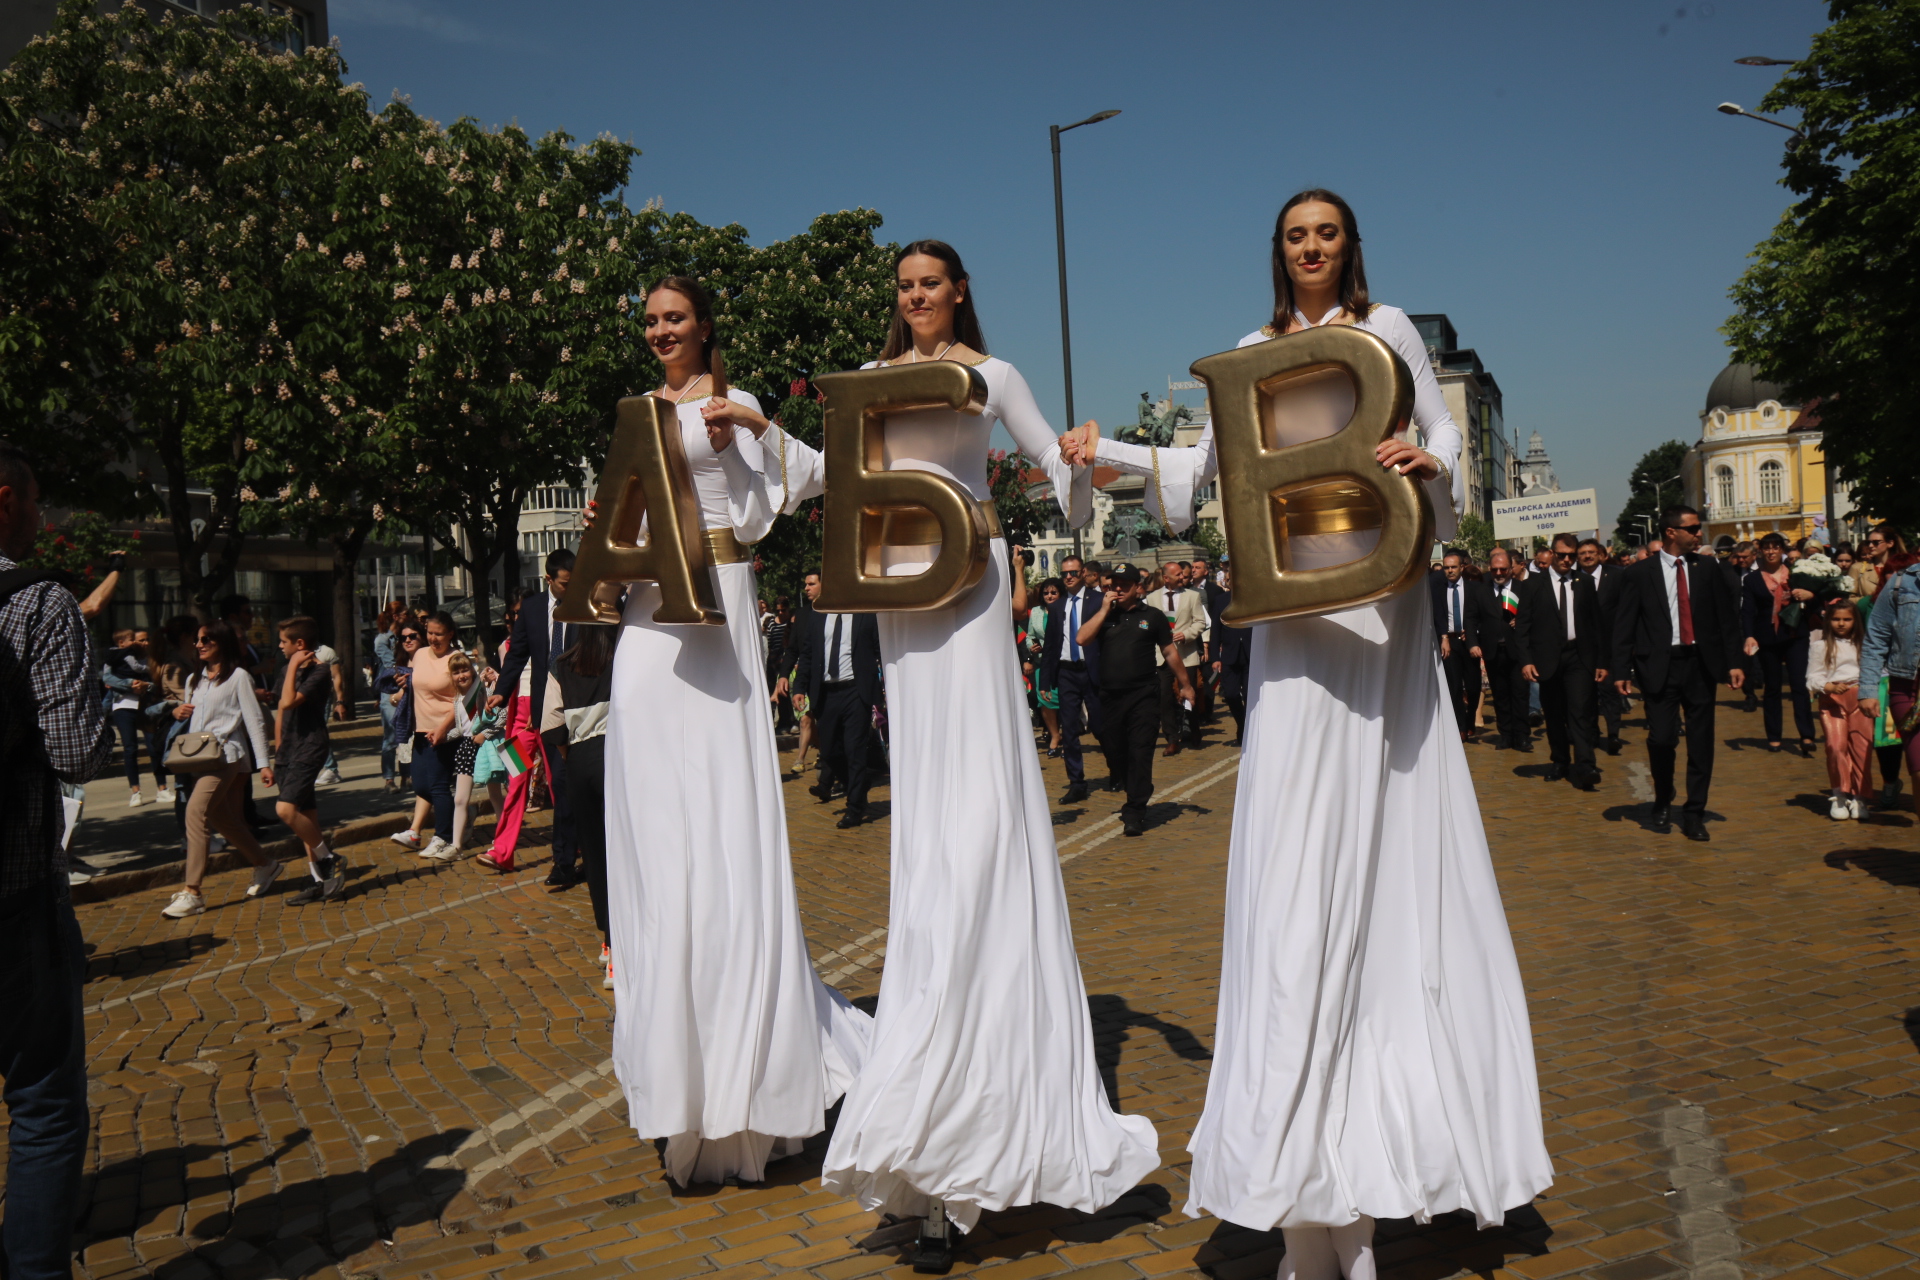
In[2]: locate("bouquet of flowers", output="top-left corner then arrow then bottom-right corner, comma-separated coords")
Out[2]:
1784,549 -> 1846,627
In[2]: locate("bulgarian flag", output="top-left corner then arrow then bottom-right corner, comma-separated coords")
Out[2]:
1498,584 -> 1519,617
500,729 -> 542,779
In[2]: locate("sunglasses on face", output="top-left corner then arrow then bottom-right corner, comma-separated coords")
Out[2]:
401,634 -> 423,644
195,636 -> 216,648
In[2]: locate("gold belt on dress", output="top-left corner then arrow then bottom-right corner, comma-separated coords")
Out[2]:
704,527 -> 747,565
871,499 -> 1003,546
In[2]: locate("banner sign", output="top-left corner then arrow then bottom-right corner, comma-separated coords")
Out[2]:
1491,488 -> 1599,539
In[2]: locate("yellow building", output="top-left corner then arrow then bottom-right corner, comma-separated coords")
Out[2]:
1683,363 -> 1842,550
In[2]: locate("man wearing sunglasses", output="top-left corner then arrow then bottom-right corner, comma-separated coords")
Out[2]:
1514,532 -> 1608,790
1612,506 -> 1744,839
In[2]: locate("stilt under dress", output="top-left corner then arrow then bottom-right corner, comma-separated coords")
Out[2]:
819,356 -> 1161,1231
1094,306 -> 1552,1234
604,389 -> 870,1187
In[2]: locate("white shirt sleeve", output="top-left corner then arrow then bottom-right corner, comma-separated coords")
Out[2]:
1092,423 -> 1218,535
1373,308 -> 1464,541
993,363 -> 1094,529
236,673 -> 270,767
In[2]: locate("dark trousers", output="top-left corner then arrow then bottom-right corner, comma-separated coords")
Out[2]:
814,682 -> 875,816
1220,664 -> 1248,742
1,884 -> 89,1280
1757,635 -> 1815,743
1641,646 -> 1717,815
569,738 -> 609,936
1598,683 -> 1628,742
1056,664 -> 1102,784
1103,683 -> 1160,822
111,708 -> 165,788
412,733 -> 458,841
1539,643 -> 1599,773
1439,635 -> 1481,736
1158,664 -> 1198,745
541,727 -> 576,869
1485,646 -> 1531,746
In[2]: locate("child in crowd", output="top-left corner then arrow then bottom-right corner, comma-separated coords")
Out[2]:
268,615 -> 348,904
1809,597 -> 1873,821
447,651 -> 507,857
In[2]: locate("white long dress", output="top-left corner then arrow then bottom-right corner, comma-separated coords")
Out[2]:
604,388 -> 870,1187
819,357 -> 1162,1232
1095,306 -> 1552,1234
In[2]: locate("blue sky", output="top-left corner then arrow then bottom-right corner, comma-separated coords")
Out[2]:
329,0 -> 1825,531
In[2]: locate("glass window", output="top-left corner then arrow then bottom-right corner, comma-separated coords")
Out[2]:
1758,460 -> 1784,505
1714,466 -> 1735,509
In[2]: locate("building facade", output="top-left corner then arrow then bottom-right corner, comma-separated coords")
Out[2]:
1683,362 -> 1848,550
1409,314 -> 1516,523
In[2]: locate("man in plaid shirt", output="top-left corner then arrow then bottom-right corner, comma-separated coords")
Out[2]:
0,439 -> 112,1278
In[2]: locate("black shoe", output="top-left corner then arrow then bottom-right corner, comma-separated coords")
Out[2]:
1060,783 -> 1088,804
1647,805 -> 1671,834
836,811 -> 865,830
1742,696 -> 1758,712
545,863 -> 581,888
319,855 -> 347,900
1513,738 -> 1535,753
287,879 -> 325,906
1543,764 -> 1566,781
1122,817 -> 1145,838
913,1236 -> 955,1275
1681,814 -> 1709,842
1604,738 -> 1624,756
1104,778 -> 1123,793
810,784 -> 833,803
1572,768 -> 1599,792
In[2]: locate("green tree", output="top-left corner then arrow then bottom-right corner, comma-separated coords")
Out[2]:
1723,0 -> 1920,526
0,0 -> 369,614
1614,440 -> 1690,544
1454,512 -> 1497,562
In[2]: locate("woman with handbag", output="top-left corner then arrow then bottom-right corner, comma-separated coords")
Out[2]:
162,620 -> 278,919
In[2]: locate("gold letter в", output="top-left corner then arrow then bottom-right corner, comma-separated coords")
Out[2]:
813,362 -> 996,612
1191,325 -> 1433,626
554,394 -> 723,627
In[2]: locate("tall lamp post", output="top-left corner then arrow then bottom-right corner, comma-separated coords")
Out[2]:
1716,101 -> 1805,141
1051,108 -> 1120,559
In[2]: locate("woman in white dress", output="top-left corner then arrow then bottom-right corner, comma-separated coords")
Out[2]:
599,276 -> 870,1188
818,241 -> 1161,1258
1067,192 -> 1551,1279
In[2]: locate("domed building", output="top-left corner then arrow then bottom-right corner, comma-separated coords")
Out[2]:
1682,361 -> 1845,550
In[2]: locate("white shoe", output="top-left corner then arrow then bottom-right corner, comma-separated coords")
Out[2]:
317,768 -> 343,786
1830,794 -> 1849,821
209,834 -> 228,854
1849,796 -> 1868,820
128,792 -> 145,808
602,942 -> 614,990
419,836 -> 454,861
390,828 -> 421,850
162,889 -> 205,918
246,859 -> 286,898
68,866 -> 96,886
154,787 -> 175,803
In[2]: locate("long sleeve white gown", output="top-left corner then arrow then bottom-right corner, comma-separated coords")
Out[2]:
604,388 -> 870,1187
1094,307 -> 1553,1236
818,357 -> 1162,1232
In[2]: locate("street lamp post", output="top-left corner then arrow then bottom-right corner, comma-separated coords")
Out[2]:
1050,108 -> 1120,560
1716,101 -> 1805,141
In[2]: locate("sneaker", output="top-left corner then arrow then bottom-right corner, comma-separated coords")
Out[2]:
419,836 -> 452,861
246,859 -> 286,898
128,791 -> 145,808
320,855 -> 347,900
210,834 -> 229,854
1849,796 -> 1868,821
1880,778 -> 1903,810
382,777 -> 399,793
68,865 -> 96,886
161,888 -> 204,918
316,768 -> 343,787
601,942 -> 614,990
390,828 -> 421,850
154,787 -> 175,803
1829,794 -> 1850,821
287,879 -> 325,906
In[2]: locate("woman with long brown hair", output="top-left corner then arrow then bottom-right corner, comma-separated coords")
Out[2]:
1065,190 -> 1549,1278
816,240 -> 1154,1259
591,276 -> 869,1189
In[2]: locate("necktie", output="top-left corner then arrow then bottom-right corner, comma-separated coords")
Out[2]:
1450,582 -> 1461,631
550,612 -> 564,662
828,614 -> 844,683
1675,558 -> 1695,645
1068,596 -> 1081,661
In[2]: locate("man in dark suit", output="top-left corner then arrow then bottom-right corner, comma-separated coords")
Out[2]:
1515,532 -> 1608,789
1430,548 -> 1481,742
1580,538 -> 1628,753
1207,564 -> 1251,745
1465,547 -> 1530,751
492,547 -> 579,885
1039,555 -> 1107,804
1612,505 -> 1745,840
787,591 -> 881,829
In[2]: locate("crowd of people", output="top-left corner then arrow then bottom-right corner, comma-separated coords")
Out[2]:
1426,508 -> 1919,839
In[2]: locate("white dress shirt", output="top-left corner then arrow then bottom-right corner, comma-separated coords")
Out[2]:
1656,550 -> 1686,647
1445,579 -> 1464,632
1553,573 -> 1578,642
184,668 -> 270,766
820,612 -> 856,683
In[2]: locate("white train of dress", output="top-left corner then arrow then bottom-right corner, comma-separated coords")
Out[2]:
818,357 -> 1161,1231
1095,307 -> 1552,1231
604,388 -> 871,1187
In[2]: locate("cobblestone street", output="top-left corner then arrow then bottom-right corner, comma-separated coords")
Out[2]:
18,694 -> 1920,1280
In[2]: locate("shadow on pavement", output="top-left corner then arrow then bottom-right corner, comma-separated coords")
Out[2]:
1194,1204 -> 1550,1279
80,1128 -> 472,1278
1088,992 -> 1211,1112
1825,846 -> 1920,890
85,932 -> 224,984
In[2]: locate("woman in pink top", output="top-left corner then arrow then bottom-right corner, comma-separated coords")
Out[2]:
407,611 -> 462,858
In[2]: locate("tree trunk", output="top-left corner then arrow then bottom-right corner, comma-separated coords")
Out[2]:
329,523 -> 370,719
157,411 -> 247,619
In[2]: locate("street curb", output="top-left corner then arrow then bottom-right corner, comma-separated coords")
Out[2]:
72,798 -> 499,905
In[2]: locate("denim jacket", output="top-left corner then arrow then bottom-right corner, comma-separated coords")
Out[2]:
1860,562 -> 1920,691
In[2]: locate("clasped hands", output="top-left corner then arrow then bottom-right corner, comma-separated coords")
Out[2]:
1057,421 -> 1101,467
